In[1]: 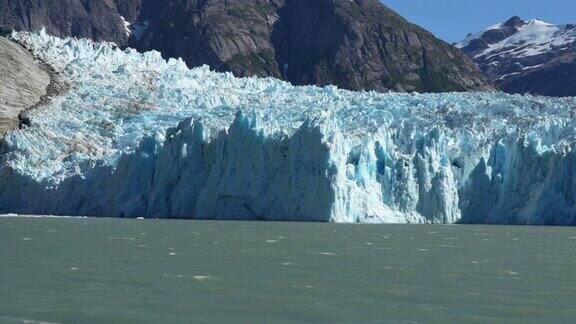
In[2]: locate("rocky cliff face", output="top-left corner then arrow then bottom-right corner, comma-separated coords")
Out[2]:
0,0 -> 492,93
0,36 -> 50,134
458,16 -> 576,97
0,0 -> 130,45
131,0 -> 492,92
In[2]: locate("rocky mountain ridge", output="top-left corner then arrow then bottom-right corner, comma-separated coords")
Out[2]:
0,0 -> 492,93
457,16 -> 576,97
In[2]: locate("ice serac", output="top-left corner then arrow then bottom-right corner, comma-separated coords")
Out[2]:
1,31 -> 576,225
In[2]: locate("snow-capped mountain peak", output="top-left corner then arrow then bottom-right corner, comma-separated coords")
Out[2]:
478,19 -> 572,58
456,17 -> 574,56
458,16 -> 576,97
456,23 -> 504,49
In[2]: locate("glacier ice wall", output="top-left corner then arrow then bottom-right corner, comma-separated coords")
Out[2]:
2,30 -> 576,224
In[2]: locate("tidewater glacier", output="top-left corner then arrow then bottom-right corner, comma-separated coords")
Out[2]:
2,30 -> 576,225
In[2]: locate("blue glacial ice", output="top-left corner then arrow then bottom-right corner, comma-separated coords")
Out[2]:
2,30 -> 576,225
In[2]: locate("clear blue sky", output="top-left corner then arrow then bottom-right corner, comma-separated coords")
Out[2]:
381,0 -> 575,43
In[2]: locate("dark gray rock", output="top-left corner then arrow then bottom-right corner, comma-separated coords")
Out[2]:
0,0 -> 129,45
0,25 -> 13,36
131,0 -> 492,92
502,16 -> 526,29
501,51 -> 576,97
0,0 -> 493,93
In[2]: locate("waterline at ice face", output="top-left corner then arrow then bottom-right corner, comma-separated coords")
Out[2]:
2,30 -> 576,224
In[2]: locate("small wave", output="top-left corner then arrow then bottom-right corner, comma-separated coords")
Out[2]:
0,315 -> 60,324
311,252 -> 335,256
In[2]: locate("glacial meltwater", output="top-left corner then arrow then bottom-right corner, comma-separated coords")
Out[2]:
0,217 -> 575,323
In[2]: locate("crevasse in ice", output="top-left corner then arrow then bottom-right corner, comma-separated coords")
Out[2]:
2,30 -> 576,224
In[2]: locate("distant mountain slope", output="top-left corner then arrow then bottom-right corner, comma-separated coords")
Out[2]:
457,16 -> 576,97
0,0 -> 492,93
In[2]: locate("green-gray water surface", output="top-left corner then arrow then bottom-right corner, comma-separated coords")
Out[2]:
1,217 -> 575,323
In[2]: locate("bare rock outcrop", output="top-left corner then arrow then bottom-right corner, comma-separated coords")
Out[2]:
0,35 -> 50,134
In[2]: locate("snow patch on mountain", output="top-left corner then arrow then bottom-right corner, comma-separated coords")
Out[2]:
120,16 -> 148,40
458,19 -> 576,59
458,17 -> 576,96
457,23 -> 503,48
120,16 -> 131,36
2,30 -> 576,224
480,20 -> 573,59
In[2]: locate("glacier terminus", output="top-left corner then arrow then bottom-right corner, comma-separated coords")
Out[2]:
1,30 -> 576,225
